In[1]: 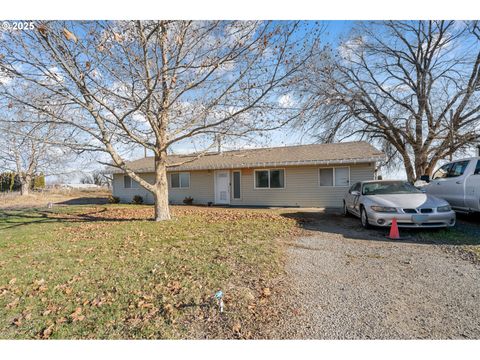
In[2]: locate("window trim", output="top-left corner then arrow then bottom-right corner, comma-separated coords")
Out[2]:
253,168 -> 286,190
318,166 -> 351,187
232,170 -> 242,200
170,172 -> 190,189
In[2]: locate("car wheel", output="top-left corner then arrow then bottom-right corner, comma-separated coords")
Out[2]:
343,201 -> 349,216
360,206 -> 370,229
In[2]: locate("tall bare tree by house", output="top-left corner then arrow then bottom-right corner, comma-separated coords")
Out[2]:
297,21 -> 480,181
0,21 -> 320,220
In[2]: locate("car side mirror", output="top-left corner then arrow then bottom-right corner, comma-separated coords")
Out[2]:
420,175 -> 430,183
351,190 -> 361,196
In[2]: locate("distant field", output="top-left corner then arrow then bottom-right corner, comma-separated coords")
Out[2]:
0,188 -> 111,209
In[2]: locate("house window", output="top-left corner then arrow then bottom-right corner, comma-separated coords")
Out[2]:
124,175 -> 140,188
171,172 -> 190,188
319,168 -> 333,186
270,169 -> 285,188
254,169 -> 285,189
334,167 -> 349,186
255,170 -> 269,188
233,171 -> 241,199
319,167 -> 350,187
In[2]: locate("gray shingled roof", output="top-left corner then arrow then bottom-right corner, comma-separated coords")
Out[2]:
111,141 -> 384,173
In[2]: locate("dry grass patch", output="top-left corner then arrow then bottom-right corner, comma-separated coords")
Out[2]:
0,189 -> 110,209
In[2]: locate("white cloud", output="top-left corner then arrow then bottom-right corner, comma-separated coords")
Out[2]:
278,93 -> 295,108
0,69 -> 12,85
339,36 -> 364,61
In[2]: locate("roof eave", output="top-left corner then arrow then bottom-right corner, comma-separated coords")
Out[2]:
109,155 -> 385,174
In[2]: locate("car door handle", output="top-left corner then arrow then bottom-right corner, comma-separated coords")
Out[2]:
456,181 -> 462,184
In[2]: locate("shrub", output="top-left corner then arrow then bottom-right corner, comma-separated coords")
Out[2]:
108,195 -> 120,204
183,196 -> 194,205
33,174 -> 46,189
132,195 -> 144,205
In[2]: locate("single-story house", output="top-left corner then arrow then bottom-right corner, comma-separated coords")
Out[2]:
111,141 -> 384,208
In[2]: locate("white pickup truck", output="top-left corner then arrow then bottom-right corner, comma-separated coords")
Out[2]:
423,157 -> 480,213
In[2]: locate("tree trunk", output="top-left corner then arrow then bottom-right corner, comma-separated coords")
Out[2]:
153,159 -> 171,221
19,175 -> 31,196
414,150 -> 429,182
425,158 -> 439,178
399,151 -> 416,183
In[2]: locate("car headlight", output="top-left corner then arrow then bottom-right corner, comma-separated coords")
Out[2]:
437,205 -> 452,212
370,206 -> 398,213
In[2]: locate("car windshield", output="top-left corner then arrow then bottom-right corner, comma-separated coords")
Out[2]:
362,181 -> 422,195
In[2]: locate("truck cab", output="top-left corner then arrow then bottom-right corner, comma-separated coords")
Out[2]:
425,157 -> 480,213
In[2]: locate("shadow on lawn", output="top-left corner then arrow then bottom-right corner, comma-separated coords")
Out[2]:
0,207 -> 150,231
56,196 -> 109,205
280,208 -> 480,246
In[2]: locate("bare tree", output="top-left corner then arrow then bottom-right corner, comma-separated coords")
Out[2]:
298,21 -> 480,181
0,99 -> 75,195
80,170 -> 112,187
0,20 -> 320,220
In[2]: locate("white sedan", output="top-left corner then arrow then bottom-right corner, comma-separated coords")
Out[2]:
343,180 -> 456,229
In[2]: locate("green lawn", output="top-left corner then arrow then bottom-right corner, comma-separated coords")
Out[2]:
0,205 -> 299,339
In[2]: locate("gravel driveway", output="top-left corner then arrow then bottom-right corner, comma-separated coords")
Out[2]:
271,209 -> 480,339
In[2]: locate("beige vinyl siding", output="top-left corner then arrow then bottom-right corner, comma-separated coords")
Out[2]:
112,173 -> 156,204
230,163 -> 375,207
112,171 -> 214,205
168,170 -> 214,204
112,162 -> 375,207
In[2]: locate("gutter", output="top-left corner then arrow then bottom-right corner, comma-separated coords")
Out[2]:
108,155 -> 386,174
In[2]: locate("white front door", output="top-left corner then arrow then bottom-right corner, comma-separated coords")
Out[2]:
215,170 -> 230,204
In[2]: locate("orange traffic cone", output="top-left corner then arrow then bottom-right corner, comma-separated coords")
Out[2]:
388,218 -> 400,240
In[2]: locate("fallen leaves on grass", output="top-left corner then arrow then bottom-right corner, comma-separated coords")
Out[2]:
167,281 -> 182,295
232,322 -> 241,334
29,279 -> 48,296
56,317 -> 67,324
70,307 -> 85,322
42,304 -> 60,317
39,324 -> 54,339
52,205 -> 297,225
262,288 -> 271,297
162,303 -> 174,317
6,297 -> 19,309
